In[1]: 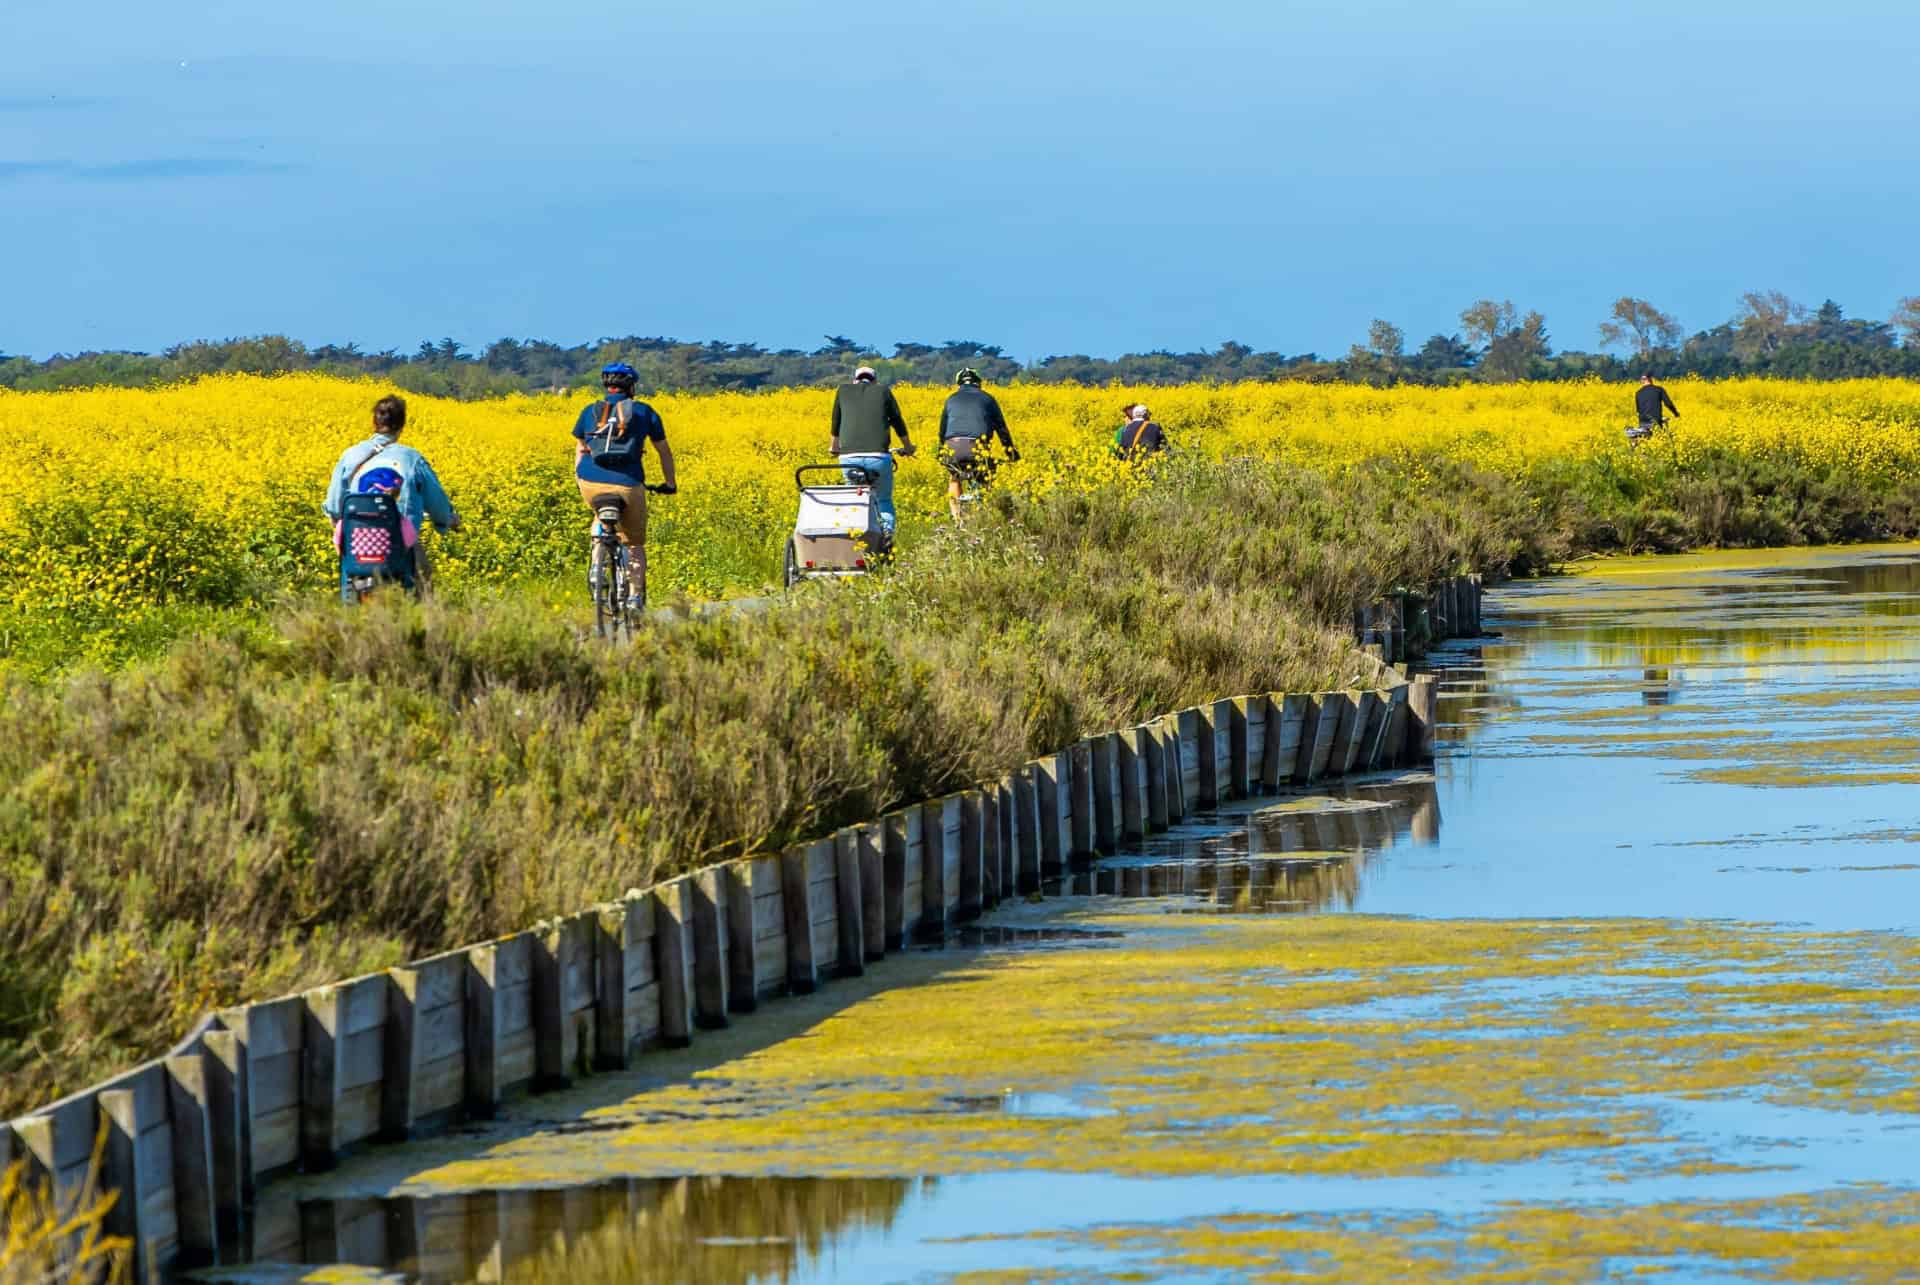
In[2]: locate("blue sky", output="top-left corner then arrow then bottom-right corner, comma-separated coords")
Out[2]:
4,0 -> 1915,360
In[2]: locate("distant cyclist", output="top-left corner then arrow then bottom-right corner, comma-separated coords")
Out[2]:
323,393 -> 461,600
1114,403 -> 1167,460
1632,373 -> 1680,440
573,362 -> 676,612
938,367 -> 1018,519
830,365 -> 915,547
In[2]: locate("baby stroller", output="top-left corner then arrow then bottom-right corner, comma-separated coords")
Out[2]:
783,463 -> 887,589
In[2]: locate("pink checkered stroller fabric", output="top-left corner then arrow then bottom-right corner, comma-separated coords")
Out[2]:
349,525 -> 392,563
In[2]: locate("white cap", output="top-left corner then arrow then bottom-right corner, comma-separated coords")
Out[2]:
854,366 -> 877,381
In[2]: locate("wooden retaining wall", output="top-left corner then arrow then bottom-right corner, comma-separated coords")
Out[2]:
3,579 -> 1485,1281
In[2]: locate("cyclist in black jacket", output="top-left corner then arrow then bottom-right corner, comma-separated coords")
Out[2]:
938,368 -> 1018,519
1634,373 -> 1680,435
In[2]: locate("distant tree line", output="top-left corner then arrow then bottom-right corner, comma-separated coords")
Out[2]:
7,292 -> 1920,398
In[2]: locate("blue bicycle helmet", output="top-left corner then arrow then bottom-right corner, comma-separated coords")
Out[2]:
601,362 -> 638,387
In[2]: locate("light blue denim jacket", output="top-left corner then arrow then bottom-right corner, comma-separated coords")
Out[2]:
321,434 -> 458,531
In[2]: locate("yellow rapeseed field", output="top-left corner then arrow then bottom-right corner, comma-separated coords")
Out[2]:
2,374 -> 1918,666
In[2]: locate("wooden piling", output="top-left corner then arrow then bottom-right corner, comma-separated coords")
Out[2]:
237,995 -> 304,1181
464,932 -> 538,1116
1159,716 -> 1189,820
690,867 -> 732,1028
883,805 -> 928,946
730,856 -> 787,1006
1265,693 -> 1309,789
830,827 -> 866,977
958,791 -> 985,918
934,794 -> 964,924
1294,694 -> 1333,784
300,971 -> 389,1169
778,842 -> 821,994
651,880 -> 697,1048
387,949 -> 467,1134
721,859 -> 764,1014
1001,789 -> 1020,903
1013,763 -> 1043,890
1231,696 -> 1263,796
165,1053 -> 219,1267
1119,725 -> 1150,839
1089,733 -> 1120,852
1175,708 -> 1205,811
535,911 -> 600,1087
100,1062 -> 176,1281
1408,673 -> 1439,761
199,1030 -> 243,1248
1068,740 -> 1095,858
1142,721 -> 1170,829
593,895 -> 663,1067
856,822 -> 887,959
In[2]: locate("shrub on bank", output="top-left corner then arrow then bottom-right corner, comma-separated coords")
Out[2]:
0,452 -> 1546,1118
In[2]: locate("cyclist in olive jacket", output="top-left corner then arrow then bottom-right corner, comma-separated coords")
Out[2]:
830,365 -> 915,544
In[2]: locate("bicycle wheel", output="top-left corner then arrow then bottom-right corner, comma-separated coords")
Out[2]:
783,538 -> 801,589
591,539 -> 617,640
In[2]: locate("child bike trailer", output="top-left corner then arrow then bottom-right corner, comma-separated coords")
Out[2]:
784,463 -> 884,589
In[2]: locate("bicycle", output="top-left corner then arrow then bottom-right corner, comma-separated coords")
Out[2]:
587,484 -> 672,640
1625,417 -> 1666,448
939,439 -> 1017,522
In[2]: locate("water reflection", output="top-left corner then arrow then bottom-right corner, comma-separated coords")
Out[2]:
1060,776 -> 1441,915
254,1177 -> 916,1284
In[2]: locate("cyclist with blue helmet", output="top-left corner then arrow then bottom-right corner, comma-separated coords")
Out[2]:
573,362 -> 676,611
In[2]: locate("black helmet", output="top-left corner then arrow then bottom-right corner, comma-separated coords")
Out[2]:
954,367 -> 983,387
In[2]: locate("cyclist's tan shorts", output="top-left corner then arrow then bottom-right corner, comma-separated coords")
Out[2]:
578,480 -> 647,546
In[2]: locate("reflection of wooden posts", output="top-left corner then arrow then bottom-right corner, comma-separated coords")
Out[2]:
1411,786 -> 1441,844
1408,674 -> 1439,761
1069,741 -> 1095,859
1119,726 -> 1150,839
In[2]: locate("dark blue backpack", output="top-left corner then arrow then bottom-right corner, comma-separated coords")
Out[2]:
587,400 -> 641,468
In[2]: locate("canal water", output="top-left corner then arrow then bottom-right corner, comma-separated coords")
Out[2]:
208,544 -> 1920,1283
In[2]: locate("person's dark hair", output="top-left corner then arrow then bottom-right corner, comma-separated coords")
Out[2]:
372,394 -> 407,433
